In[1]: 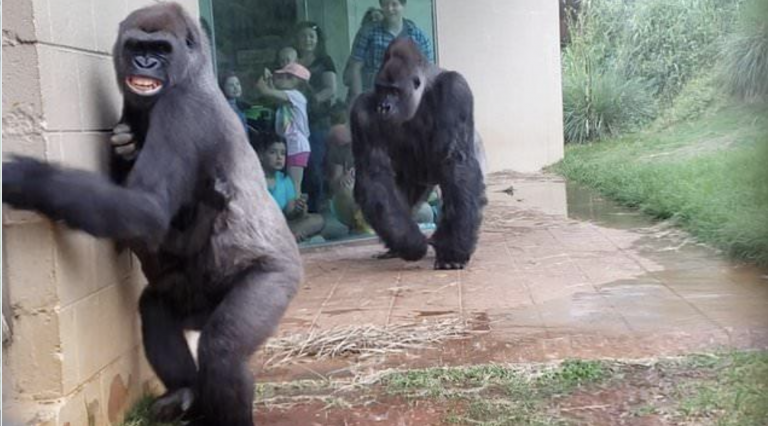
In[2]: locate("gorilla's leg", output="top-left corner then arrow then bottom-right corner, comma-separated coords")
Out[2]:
431,161 -> 485,269
139,289 -> 199,421
195,268 -> 295,426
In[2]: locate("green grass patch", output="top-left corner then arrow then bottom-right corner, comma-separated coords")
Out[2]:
119,395 -> 180,426
552,103 -> 768,265
381,359 -> 608,425
122,352 -> 768,425
673,352 -> 768,425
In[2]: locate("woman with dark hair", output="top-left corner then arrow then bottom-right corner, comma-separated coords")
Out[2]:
220,72 -> 250,132
293,21 -> 338,213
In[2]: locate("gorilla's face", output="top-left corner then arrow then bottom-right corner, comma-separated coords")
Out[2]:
374,59 -> 424,124
120,36 -> 175,98
114,4 -> 205,107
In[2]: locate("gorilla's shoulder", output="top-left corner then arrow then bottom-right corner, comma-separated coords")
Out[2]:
429,70 -> 473,109
434,71 -> 471,92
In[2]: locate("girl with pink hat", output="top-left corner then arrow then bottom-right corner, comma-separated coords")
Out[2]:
255,62 -> 312,194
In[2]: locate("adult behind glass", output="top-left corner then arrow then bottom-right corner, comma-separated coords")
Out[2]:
220,72 -> 250,132
343,7 -> 384,103
294,21 -> 338,213
347,0 -> 434,100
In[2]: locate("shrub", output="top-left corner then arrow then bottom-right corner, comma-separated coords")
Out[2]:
721,0 -> 768,102
563,51 -> 656,143
621,0 -> 741,102
562,0 -> 744,143
653,71 -> 720,128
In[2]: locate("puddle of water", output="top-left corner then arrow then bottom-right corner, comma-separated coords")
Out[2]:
566,181 -> 768,288
566,182 -> 652,230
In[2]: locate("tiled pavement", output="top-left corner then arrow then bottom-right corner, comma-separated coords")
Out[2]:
258,172 -> 768,379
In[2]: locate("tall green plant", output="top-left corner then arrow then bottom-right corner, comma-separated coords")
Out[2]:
562,0 -> 744,143
563,45 -> 656,143
562,0 -> 656,143
621,0 -> 741,102
722,0 -> 768,101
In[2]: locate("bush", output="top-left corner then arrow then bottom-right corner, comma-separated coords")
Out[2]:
562,0 -> 657,143
561,0 -> 744,143
563,49 -> 656,143
621,0 -> 741,102
653,71 -> 720,128
722,0 -> 768,102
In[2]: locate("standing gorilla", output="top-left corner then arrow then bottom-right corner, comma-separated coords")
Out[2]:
2,4 -> 300,426
351,38 -> 486,270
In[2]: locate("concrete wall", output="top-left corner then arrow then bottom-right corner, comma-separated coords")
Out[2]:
1,0 -> 199,424
435,0 -> 564,172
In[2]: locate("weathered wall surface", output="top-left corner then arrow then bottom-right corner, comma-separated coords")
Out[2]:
2,1 -> 199,424
435,0 -> 565,172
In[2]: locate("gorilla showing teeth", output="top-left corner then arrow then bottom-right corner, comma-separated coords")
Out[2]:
2,3 -> 301,425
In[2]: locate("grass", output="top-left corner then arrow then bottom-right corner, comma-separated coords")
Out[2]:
671,352 -> 768,425
119,395 -> 180,426
262,317 -> 471,367
382,359 -> 608,425
552,103 -> 768,265
120,352 -> 768,425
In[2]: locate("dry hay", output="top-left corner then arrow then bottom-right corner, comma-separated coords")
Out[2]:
264,318 -> 474,367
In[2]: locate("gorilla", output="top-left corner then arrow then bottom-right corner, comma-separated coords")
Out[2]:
2,4 -> 300,425
350,37 -> 487,270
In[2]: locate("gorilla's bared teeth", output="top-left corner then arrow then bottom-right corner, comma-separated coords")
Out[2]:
126,76 -> 163,96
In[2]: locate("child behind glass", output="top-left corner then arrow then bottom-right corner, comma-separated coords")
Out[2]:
255,62 -> 312,195
258,138 -> 324,242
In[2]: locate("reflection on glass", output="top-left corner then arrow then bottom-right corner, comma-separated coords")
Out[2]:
203,0 -> 436,246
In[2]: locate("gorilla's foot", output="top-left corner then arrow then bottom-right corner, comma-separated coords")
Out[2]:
152,387 -> 195,422
434,259 -> 467,270
373,249 -> 399,259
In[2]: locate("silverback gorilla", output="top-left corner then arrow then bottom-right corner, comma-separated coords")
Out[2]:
2,4 -> 300,425
351,38 -> 486,270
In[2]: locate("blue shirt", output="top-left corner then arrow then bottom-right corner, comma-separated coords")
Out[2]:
267,171 -> 296,212
350,19 -> 434,91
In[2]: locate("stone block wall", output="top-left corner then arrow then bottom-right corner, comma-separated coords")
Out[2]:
2,1 -> 200,424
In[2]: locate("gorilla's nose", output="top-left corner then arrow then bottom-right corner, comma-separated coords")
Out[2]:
133,56 -> 160,70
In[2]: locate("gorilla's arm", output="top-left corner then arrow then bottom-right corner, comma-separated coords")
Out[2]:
3,125 -> 198,248
427,72 -> 486,268
351,97 -> 428,261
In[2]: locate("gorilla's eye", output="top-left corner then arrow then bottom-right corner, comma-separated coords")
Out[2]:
185,31 -> 197,48
155,42 -> 173,55
124,39 -> 139,52
413,77 -> 421,90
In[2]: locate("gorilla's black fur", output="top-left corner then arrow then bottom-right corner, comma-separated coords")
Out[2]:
351,38 -> 486,270
2,4 -> 300,425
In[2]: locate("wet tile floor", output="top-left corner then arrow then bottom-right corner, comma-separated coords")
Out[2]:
255,171 -> 768,381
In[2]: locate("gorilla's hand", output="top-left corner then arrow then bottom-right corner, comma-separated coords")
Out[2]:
2,156 -> 55,212
111,123 -> 138,160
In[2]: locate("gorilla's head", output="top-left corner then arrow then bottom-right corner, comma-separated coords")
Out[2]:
373,38 -> 428,123
113,2 -> 210,107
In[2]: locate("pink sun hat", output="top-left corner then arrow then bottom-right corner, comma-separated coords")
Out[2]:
274,62 -> 311,81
